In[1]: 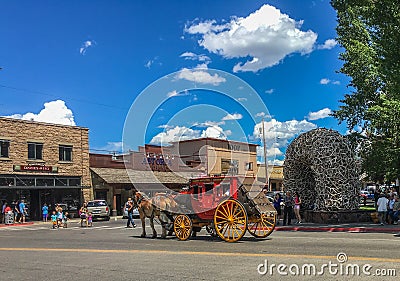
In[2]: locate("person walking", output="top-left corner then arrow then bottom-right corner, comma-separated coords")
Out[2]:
125,198 -> 136,228
1,201 -> 7,223
273,193 -> 282,225
19,200 -> 27,223
294,192 -> 302,224
79,202 -> 88,227
377,194 -> 389,225
42,203 -> 49,222
283,191 -> 294,226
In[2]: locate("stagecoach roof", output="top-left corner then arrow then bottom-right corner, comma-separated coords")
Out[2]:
90,167 -> 196,184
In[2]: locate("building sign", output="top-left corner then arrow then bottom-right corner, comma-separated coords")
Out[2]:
13,165 -> 58,173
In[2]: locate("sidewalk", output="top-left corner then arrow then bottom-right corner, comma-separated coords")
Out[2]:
274,221 -> 400,233
2,218 -> 400,234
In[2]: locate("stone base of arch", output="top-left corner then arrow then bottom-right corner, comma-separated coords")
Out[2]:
302,210 -> 375,224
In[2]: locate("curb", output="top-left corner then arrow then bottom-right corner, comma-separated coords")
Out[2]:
0,222 -> 34,228
275,226 -> 400,233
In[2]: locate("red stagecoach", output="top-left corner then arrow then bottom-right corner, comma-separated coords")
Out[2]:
172,176 -> 277,242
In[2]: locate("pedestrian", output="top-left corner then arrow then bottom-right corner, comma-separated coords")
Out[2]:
79,202 -> 88,227
87,212 -> 93,227
51,211 -> 58,229
57,208 -> 63,228
1,201 -> 7,223
62,212 -> 69,228
19,200 -> 27,223
273,193 -> 282,225
42,203 -> 49,222
294,192 -> 302,224
125,198 -> 136,228
387,195 -> 395,224
391,196 -> 400,224
283,191 -> 294,226
13,201 -> 20,223
377,194 -> 389,225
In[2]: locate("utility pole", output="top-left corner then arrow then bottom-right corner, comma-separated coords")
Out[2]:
261,118 -> 269,191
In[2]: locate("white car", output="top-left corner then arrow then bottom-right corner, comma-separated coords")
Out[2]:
87,200 -> 110,221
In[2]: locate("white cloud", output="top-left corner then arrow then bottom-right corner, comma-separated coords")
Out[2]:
185,4 -> 317,72
150,126 -> 200,145
201,125 -> 227,139
256,112 -> 266,118
150,124 -> 229,145
175,64 -> 226,85
222,113 -> 243,121
254,117 -> 316,163
79,40 -> 95,55
265,89 -> 274,94
307,108 -> 332,121
236,97 -> 247,102
180,52 -> 211,63
166,89 -> 189,98
320,78 -> 340,85
145,60 -> 153,69
253,118 -> 317,144
5,100 -> 76,126
318,39 -> 337,50
92,142 -> 123,153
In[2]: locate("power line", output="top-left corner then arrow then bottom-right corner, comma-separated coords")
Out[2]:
0,84 -> 130,111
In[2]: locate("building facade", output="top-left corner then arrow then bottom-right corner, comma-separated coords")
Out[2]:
170,138 -> 258,177
257,164 -> 284,191
0,117 -> 91,220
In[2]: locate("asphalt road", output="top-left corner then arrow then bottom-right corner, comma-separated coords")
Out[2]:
0,218 -> 398,281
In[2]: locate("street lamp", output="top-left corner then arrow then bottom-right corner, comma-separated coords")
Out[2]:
260,118 -> 269,191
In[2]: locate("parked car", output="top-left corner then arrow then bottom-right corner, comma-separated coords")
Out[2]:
86,200 -> 110,221
122,202 -> 140,219
360,190 -> 374,200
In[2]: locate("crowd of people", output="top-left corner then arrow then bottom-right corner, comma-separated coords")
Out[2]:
1,200 -> 28,224
269,190 -> 302,226
375,188 -> 399,225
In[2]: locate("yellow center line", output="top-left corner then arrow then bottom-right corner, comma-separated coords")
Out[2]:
0,247 -> 399,263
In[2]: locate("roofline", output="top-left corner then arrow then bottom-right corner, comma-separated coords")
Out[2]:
170,137 -> 258,147
0,116 -> 88,130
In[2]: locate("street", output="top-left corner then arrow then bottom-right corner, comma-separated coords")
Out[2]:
0,218 -> 398,280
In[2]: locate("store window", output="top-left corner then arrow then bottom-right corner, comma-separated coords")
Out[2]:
0,140 -> 10,158
245,162 -> 253,171
28,142 -> 43,160
59,145 -> 73,162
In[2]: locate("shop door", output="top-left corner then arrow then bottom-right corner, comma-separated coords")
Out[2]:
29,190 -> 40,221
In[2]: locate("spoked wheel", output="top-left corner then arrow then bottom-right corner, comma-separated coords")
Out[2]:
174,214 -> 192,241
247,212 -> 277,238
214,199 -> 247,242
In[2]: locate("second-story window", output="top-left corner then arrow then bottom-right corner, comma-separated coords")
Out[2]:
59,145 -> 73,162
28,142 -> 43,160
0,140 -> 10,158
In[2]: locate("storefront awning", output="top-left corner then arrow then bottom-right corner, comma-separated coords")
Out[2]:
0,185 -> 90,190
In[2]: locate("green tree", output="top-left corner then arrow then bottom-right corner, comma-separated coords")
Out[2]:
331,0 -> 400,183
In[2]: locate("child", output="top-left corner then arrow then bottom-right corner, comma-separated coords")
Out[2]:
57,209 -> 63,228
62,212 -> 68,228
51,211 -> 58,229
87,213 -> 93,227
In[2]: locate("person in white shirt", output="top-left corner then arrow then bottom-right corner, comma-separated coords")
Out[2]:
377,194 -> 389,225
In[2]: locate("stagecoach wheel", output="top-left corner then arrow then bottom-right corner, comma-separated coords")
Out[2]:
214,199 -> 247,243
173,214 -> 192,241
247,212 -> 276,238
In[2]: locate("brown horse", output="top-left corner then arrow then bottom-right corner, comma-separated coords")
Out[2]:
135,191 -> 178,238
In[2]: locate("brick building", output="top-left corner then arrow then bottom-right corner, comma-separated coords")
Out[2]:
0,117 -> 91,220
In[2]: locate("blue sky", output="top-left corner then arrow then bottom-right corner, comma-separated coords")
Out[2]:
0,0 -> 349,165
